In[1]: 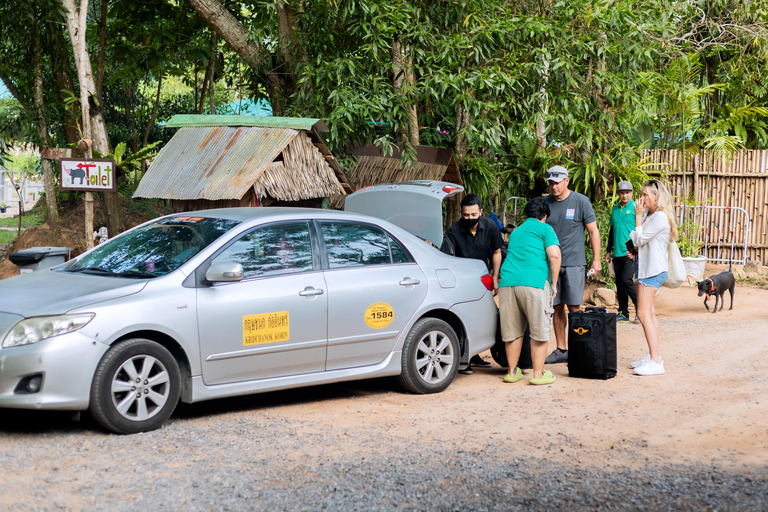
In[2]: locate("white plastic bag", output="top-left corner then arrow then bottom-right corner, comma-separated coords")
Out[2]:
663,240 -> 685,288
607,259 -> 615,277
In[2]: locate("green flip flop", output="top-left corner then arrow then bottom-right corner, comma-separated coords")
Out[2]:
503,367 -> 524,383
529,369 -> 556,385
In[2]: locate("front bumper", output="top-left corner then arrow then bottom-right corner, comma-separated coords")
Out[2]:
0,332 -> 109,410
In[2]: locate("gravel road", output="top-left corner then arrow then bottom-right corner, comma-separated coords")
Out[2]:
2,286 -> 767,511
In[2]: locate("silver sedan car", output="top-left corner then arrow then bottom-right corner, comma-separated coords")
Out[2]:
0,182 -> 497,434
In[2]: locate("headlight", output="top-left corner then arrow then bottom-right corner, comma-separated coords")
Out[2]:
3,313 -> 95,348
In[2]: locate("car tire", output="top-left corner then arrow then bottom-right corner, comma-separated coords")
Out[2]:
89,338 -> 181,434
398,318 -> 459,394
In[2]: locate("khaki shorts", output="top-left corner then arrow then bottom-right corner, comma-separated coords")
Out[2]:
498,283 -> 554,342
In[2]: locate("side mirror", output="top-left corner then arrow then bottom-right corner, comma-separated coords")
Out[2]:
205,262 -> 244,283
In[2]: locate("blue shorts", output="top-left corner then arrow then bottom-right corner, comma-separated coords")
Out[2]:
638,271 -> 667,290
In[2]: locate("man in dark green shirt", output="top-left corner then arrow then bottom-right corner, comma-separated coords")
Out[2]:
606,181 -> 638,323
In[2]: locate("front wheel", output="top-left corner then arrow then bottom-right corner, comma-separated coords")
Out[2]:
89,339 -> 181,434
398,318 -> 459,394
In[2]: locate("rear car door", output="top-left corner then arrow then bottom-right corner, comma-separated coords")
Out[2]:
319,221 -> 428,370
197,221 -> 328,385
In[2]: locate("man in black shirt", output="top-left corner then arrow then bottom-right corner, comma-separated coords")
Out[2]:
441,194 -> 503,373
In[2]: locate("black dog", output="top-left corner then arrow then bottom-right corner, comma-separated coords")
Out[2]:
697,270 -> 735,313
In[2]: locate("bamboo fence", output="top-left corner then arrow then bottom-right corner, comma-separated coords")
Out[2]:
640,149 -> 768,265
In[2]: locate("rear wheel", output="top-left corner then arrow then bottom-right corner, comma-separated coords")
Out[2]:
89,339 -> 180,434
398,318 -> 459,394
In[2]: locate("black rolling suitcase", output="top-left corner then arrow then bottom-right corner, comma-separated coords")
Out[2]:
567,307 -> 617,379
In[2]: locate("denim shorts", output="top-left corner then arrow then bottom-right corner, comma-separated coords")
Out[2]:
638,271 -> 667,290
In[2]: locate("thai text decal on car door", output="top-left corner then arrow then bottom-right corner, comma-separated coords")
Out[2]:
197,222 -> 328,385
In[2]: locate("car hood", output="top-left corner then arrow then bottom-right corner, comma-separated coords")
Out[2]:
0,269 -> 147,317
344,181 -> 463,247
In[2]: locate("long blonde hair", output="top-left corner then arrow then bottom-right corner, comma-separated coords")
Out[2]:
643,179 -> 678,241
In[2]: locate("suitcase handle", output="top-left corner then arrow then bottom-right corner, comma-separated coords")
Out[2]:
584,307 -> 607,314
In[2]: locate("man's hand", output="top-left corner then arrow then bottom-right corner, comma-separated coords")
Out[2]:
604,252 -> 612,263
493,275 -> 499,296
590,260 -> 602,275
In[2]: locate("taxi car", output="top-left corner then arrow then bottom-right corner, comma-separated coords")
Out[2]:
0,182 -> 497,433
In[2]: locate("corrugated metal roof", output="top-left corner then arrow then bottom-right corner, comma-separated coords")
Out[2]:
165,114 -> 325,131
134,126 -> 299,200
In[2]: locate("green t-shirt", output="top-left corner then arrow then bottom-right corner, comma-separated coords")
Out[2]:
610,200 -> 635,257
499,218 -> 560,289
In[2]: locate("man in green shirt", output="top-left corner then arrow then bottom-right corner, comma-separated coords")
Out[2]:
498,197 -> 562,385
605,181 -> 638,323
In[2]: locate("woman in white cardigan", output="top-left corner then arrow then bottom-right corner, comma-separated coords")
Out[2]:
628,179 -> 678,376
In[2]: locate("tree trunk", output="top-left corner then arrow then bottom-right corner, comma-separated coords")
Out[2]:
96,0 -> 107,97
187,0 -> 259,66
32,14 -> 60,230
187,0 -> 286,113
62,0 -> 123,243
199,58 -> 212,113
454,100 -> 470,166
0,69 -> 25,104
391,39 -> 419,148
209,32 -> 217,114
52,61 -> 81,144
143,69 -> 164,148
276,0 -> 297,65
535,53 -> 550,153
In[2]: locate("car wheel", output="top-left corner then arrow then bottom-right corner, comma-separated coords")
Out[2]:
89,338 -> 181,434
398,318 -> 459,394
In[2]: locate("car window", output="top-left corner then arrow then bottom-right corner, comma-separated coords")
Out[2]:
212,223 -> 313,279
60,216 -> 241,277
388,235 -> 412,263
321,222 -> 410,268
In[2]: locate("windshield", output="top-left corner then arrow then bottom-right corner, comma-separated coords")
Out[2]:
60,216 -> 241,277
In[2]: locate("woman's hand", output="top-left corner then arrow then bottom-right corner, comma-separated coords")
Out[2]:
634,197 -> 645,215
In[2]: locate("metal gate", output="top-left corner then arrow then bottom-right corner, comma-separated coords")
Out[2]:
502,196 -> 525,228
675,204 -> 751,265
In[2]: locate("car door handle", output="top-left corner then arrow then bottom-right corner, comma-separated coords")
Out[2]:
299,287 -> 325,297
399,278 -> 421,286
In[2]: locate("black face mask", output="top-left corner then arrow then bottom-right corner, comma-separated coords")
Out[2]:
460,217 -> 479,230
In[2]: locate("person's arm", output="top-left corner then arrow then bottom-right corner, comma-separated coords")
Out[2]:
605,224 -> 614,261
491,247 -> 502,295
546,244 -> 561,298
630,203 -> 668,247
585,221 -> 602,274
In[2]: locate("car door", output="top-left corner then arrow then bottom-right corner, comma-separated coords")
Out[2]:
320,221 -> 428,370
197,221 -> 328,385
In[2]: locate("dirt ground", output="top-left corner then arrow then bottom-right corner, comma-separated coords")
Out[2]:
267,281 -> 768,471
1,205 -> 766,473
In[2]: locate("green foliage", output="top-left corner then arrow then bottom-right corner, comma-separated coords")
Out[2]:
0,210 -> 44,229
0,229 -> 16,246
2,152 -> 41,175
587,199 -> 615,284
677,221 -> 705,258
126,198 -> 172,220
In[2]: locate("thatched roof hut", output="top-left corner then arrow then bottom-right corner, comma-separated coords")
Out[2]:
350,144 -> 462,189
134,115 -> 352,211
332,144 -> 463,226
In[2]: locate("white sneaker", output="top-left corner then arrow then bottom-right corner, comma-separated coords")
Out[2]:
630,354 -> 650,368
633,358 -> 665,376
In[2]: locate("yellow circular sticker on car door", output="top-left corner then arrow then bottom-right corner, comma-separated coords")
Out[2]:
365,302 -> 395,329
